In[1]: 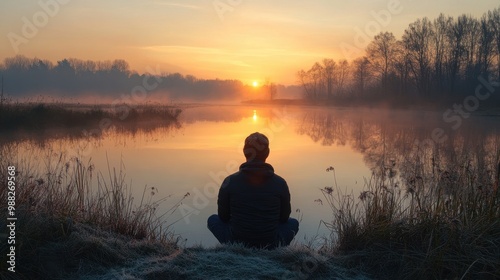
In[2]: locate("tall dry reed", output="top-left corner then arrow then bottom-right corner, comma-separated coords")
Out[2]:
320,149 -> 500,279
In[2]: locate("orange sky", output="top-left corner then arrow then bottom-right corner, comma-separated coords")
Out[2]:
1,0 -> 498,85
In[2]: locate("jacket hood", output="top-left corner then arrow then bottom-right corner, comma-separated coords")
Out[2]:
239,161 -> 275,184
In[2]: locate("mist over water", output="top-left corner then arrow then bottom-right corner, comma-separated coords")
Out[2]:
2,104 -> 499,247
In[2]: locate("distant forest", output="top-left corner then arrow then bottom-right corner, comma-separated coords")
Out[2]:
298,7 -> 500,107
0,56 -> 290,102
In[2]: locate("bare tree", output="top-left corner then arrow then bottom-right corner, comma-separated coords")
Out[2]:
111,59 -> 130,73
264,79 -> 278,100
352,56 -> 372,96
461,15 -> 480,82
309,62 -> 324,100
446,15 -> 471,95
335,60 -> 350,96
322,59 -> 335,100
477,14 -> 495,77
393,40 -> 411,95
366,32 -> 398,88
297,62 -> 323,101
297,69 -> 313,100
488,7 -> 500,81
297,7 -> 499,102
432,14 -> 453,94
4,55 -> 33,70
403,17 -> 434,96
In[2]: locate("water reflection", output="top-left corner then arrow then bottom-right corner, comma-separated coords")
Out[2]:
0,115 -> 182,147
2,105 -> 499,247
297,108 -> 500,190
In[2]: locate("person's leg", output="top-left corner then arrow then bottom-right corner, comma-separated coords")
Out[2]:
277,218 -> 299,246
207,214 -> 232,244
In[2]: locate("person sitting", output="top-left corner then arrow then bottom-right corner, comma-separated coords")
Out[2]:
207,132 -> 299,249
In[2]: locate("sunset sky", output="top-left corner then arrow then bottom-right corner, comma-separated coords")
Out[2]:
1,0 -> 499,85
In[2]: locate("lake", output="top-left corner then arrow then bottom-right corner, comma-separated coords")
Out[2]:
4,104 -> 500,247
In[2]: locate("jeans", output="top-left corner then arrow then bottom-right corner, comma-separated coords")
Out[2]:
207,214 -> 299,248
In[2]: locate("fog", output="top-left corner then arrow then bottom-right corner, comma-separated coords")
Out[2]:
0,56 -> 303,104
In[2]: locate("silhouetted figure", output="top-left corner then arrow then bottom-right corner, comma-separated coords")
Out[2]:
207,132 -> 299,248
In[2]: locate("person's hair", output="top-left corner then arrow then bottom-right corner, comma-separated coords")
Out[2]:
243,132 -> 270,161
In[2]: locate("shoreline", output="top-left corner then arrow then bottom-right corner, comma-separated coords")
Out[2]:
241,98 -> 500,116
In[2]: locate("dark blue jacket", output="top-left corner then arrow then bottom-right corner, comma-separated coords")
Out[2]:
217,161 -> 291,247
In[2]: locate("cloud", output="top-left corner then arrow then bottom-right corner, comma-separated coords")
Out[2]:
241,12 -> 310,26
142,45 -> 224,55
142,45 -> 330,58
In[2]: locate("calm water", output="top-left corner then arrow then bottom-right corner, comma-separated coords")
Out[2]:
5,105 -> 500,247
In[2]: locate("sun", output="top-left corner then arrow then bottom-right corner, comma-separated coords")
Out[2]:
252,81 -> 259,87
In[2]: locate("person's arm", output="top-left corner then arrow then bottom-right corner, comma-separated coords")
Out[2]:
280,181 -> 291,223
217,177 -> 231,222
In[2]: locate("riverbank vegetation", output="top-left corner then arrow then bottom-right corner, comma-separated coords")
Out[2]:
319,149 -> 500,279
0,145 -> 370,279
0,101 -> 182,147
0,143 -> 188,278
0,101 -> 181,131
2,141 -> 498,279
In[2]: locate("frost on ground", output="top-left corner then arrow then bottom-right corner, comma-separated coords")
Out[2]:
88,245 -> 370,280
7,218 -> 368,280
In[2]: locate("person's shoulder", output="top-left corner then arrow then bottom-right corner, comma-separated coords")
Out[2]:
221,171 -> 242,189
271,173 -> 288,186
270,174 -> 289,194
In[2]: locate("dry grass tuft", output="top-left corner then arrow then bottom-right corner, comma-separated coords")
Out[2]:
320,148 -> 500,279
0,146 -> 185,279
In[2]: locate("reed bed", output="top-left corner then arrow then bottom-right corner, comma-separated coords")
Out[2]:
320,148 -> 500,279
0,145 -> 186,278
0,101 -> 181,131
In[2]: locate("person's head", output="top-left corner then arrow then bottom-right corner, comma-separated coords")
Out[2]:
243,132 -> 270,162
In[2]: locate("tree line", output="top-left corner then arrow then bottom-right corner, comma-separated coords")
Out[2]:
298,7 -> 500,106
0,56 -> 253,102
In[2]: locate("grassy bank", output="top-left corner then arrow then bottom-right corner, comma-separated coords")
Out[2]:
0,144 -> 186,279
2,220 -> 369,279
0,148 -> 369,279
320,151 -> 500,279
